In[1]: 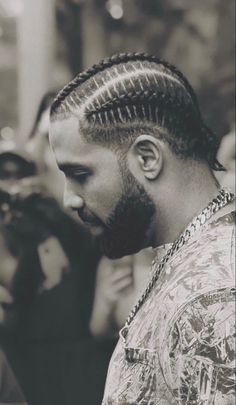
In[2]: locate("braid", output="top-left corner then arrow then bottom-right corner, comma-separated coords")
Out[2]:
87,89 -> 165,115
51,52 -> 200,116
200,124 -> 225,171
51,52 -> 223,172
52,53 -> 140,113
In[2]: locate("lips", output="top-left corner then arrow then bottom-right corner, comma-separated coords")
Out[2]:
78,215 -> 100,227
75,210 -> 104,235
77,208 -> 102,226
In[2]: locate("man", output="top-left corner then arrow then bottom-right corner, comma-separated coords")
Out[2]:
49,53 -> 235,404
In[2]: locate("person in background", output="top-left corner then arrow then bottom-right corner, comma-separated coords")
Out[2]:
90,248 -> 156,339
216,125 -> 235,193
50,53 -> 235,405
0,240 -> 27,404
0,93 -> 113,405
0,143 -> 30,405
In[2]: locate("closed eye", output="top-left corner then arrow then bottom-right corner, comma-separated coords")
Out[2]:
58,164 -> 91,183
71,171 -> 90,183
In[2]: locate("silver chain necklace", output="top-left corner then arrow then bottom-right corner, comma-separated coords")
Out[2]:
121,188 -> 235,339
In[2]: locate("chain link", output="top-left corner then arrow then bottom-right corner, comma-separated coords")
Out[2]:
124,188 -> 235,331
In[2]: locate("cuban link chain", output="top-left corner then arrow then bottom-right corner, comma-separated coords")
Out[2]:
121,188 -> 235,341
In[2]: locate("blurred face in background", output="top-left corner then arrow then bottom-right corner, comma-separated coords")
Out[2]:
26,107 -> 65,202
0,99 -> 65,330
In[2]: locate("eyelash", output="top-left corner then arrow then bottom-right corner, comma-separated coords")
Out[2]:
72,171 -> 90,183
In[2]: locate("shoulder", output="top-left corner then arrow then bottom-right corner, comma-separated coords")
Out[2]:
168,211 -> 235,293
160,288 -> 236,404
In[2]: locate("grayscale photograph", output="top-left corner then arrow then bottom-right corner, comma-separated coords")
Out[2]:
0,0 -> 235,404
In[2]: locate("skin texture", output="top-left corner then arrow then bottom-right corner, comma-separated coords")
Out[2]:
50,118 -> 123,224
50,114 -> 219,258
50,117 -> 156,258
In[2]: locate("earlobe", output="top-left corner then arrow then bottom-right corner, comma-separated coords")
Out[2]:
133,135 -> 163,180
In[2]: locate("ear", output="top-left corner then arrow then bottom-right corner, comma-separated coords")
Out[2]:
128,135 -> 163,180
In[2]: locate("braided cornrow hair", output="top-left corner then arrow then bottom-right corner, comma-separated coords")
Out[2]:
51,52 -> 224,171
51,53 -> 199,113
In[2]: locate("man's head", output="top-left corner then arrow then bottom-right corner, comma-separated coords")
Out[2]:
50,53 -> 223,258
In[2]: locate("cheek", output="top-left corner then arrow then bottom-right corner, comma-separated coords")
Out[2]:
85,172 -> 123,220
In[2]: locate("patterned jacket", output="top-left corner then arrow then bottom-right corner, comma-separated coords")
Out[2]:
102,211 -> 235,405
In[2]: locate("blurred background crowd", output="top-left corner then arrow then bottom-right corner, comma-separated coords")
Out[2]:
0,0 -> 235,404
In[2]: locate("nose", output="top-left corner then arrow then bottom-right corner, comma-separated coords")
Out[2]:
63,184 -> 84,211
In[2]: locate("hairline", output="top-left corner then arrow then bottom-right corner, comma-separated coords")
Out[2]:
50,107 -> 212,169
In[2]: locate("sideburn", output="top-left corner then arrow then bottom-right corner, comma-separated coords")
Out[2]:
101,157 -> 156,258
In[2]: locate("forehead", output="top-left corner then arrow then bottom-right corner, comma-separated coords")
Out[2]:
49,116 -> 116,168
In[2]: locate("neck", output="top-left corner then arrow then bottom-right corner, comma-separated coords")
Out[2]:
151,163 -> 220,247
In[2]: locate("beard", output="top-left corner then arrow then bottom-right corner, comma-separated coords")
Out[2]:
99,169 -> 156,259
77,166 -> 156,259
